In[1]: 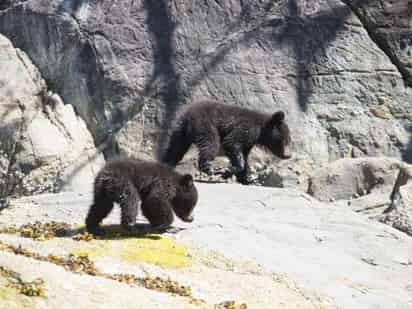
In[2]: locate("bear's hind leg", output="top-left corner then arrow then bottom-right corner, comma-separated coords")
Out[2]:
86,197 -> 114,235
119,181 -> 140,231
141,195 -> 174,232
194,129 -> 220,175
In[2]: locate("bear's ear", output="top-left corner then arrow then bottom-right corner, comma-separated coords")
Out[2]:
180,174 -> 194,188
268,111 -> 285,128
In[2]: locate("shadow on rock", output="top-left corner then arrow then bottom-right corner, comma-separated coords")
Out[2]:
402,124 -> 412,164
71,224 -> 188,240
68,224 -> 163,240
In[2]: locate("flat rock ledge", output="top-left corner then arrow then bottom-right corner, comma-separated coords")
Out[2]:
0,183 -> 411,309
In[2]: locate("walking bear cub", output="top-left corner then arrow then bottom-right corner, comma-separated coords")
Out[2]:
85,158 -> 198,235
157,101 -> 292,184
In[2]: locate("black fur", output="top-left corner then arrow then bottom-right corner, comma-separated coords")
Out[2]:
85,158 -> 198,235
157,101 -> 292,184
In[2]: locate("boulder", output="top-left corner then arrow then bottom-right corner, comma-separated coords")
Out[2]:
308,157 -> 408,202
310,157 -> 412,236
377,182 -> 412,237
0,34 -> 104,197
376,168 -> 412,236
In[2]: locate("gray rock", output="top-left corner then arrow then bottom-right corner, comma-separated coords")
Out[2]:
343,0 -> 412,88
311,158 -> 412,237
377,168 -> 412,236
308,157 -> 409,202
0,34 -> 104,197
0,1 -> 410,182
338,192 -> 391,216
2,183 -> 412,308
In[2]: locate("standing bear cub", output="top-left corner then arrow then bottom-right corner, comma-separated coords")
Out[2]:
85,158 -> 198,235
157,101 -> 292,184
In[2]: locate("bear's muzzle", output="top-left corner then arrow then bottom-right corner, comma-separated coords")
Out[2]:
182,215 -> 194,223
282,145 -> 292,159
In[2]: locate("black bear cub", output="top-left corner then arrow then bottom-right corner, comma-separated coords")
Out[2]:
85,158 -> 198,235
157,101 -> 292,184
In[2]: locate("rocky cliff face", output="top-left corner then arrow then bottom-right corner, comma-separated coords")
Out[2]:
0,1 -> 410,173
0,0 -> 411,195
343,0 -> 412,87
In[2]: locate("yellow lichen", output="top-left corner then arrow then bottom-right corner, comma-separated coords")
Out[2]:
0,287 -> 35,309
0,223 -> 191,268
72,225 -> 191,269
0,222 -> 191,268
0,236 -> 249,308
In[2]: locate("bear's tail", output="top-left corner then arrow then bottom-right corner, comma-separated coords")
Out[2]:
156,111 -> 191,167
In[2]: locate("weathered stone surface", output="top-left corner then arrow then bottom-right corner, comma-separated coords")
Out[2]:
310,157 -> 412,236
339,180 -> 412,237
1,183 -> 412,308
341,0 -> 412,163
0,0 -> 410,177
308,157 -> 410,202
374,168 -> 412,236
343,0 -> 412,87
0,34 -> 104,197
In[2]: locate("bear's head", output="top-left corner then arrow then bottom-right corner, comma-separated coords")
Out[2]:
172,174 -> 198,223
259,111 -> 292,159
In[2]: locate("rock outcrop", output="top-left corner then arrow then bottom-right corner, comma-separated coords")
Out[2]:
343,0 -> 412,88
0,0 -> 410,183
308,157 -> 408,202
0,183 -> 411,308
308,157 -> 412,236
0,34 -> 104,198
378,180 -> 412,237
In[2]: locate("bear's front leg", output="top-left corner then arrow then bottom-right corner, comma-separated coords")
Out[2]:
141,195 -> 174,232
119,183 -> 140,231
85,199 -> 115,236
235,168 -> 254,185
224,146 -> 254,184
238,149 -> 256,185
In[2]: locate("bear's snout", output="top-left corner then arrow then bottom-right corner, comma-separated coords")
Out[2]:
282,145 -> 292,159
182,215 -> 194,222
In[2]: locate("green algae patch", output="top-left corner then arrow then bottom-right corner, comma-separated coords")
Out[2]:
72,225 -> 192,269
